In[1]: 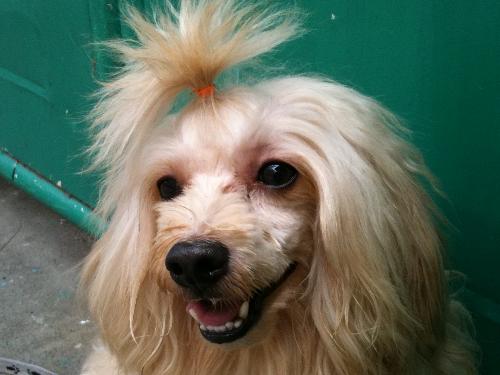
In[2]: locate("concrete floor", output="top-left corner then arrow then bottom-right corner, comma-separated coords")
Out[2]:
0,177 -> 96,374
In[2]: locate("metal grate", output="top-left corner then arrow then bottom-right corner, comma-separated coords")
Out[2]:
0,358 -> 56,375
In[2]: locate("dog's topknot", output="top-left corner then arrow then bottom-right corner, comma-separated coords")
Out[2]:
120,0 -> 300,92
88,0 -> 301,215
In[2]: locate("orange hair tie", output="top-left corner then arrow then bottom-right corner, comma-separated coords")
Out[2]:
193,84 -> 216,98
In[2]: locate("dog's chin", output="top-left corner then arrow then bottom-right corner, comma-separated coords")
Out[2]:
186,263 -> 297,345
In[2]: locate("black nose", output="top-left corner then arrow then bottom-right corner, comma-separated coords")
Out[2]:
165,240 -> 229,292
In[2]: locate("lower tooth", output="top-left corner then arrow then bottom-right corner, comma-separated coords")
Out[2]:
215,326 -> 226,332
225,321 -> 234,329
200,325 -> 207,331
234,319 -> 242,328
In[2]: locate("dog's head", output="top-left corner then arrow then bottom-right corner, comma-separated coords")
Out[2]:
82,0 -> 446,372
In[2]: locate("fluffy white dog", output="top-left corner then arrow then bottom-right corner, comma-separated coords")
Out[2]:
80,1 -> 476,373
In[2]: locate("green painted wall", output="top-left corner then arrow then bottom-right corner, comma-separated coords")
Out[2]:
0,0 -> 99,206
1,1 -> 498,372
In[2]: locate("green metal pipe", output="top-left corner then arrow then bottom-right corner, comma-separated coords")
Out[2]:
0,150 -> 103,236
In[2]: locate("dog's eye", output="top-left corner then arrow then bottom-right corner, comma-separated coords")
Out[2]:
157,176 -> 182,200
257,161 -> 298,189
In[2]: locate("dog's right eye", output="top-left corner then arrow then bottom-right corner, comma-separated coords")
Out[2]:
157,176 -> 182,201
257,161 -> 298,189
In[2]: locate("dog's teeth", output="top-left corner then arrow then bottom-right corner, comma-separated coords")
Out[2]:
188,308 -> 200,323
204,324 -> 227,333
225,321 -> 234,330
239,301 -> 249,319
234,319 -> 243,328
215,325 -> 226,332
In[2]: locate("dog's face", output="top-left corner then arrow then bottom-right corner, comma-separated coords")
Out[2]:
89,77 -> 443,353
141,89 -> 317,345
85,76 -> 446,357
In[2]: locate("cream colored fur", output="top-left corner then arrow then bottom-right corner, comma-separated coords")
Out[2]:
80,1 -> 477,374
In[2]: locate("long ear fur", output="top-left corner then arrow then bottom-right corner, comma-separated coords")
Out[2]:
87,0 -> 301,217
310,82 -> 476,374
264,77 -> 476,374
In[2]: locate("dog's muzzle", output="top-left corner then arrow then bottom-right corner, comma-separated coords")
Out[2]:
165,240 -> 296,344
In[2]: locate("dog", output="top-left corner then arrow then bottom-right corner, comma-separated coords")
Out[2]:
80,1 -> 477,373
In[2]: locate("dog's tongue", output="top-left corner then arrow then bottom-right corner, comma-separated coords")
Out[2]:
187,300 -> 239,326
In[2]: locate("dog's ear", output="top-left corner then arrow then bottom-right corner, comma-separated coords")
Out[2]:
290,80 -> 447,372
80,183 -> 192,371
80,183 -> 154,334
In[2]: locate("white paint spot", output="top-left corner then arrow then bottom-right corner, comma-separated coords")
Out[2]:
56,180 -> 62,187
74,343 -> 83,349
65,109 -> 69,115
331,13 -> 336,21
31,314 -> 44,325
80,319 -> 91,325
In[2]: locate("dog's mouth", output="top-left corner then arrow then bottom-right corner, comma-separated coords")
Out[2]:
186,262 -> 296,344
